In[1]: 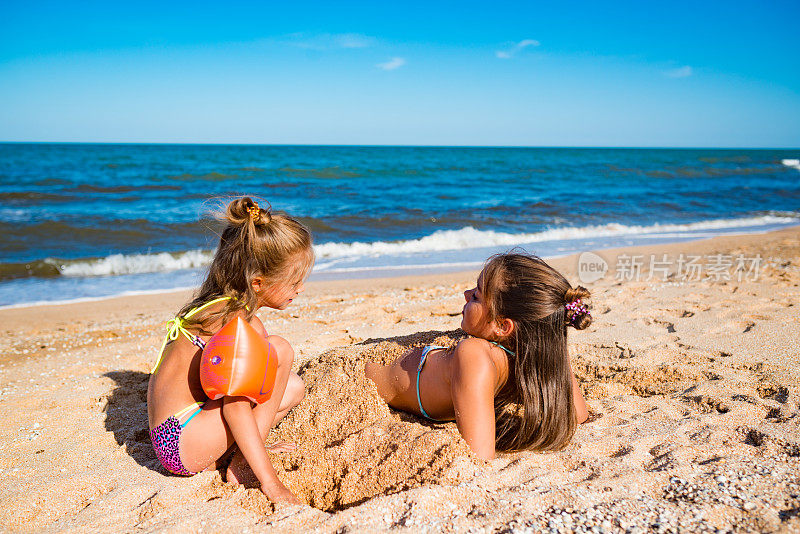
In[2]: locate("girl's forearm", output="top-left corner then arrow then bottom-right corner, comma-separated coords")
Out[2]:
569,366 -> 589,424
222,397 -> 281,488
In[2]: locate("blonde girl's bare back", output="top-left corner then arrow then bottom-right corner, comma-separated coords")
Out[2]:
146,302 -> 247,431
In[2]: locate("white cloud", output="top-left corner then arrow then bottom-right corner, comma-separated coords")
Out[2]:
517,39 -> 540,48
665,65 -> 693,78
377,57 -> 406,71
334,33 -> 374,49
496,39 -> 540,59
288,33 -> 376,50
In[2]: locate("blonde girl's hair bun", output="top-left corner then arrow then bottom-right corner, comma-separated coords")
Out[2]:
225,196 -> 272,226
564,285 -> 592,330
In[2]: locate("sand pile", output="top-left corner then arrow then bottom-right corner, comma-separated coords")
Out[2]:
272,330 -> 475,510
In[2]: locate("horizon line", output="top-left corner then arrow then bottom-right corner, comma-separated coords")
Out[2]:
1,141 -> 799,150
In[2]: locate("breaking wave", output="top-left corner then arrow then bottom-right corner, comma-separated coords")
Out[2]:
4,213 -> 797,280
313,214 -> 800,259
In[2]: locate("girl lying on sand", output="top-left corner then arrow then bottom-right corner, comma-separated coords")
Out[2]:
147,197 -> 313,503
366,252 -> 590,459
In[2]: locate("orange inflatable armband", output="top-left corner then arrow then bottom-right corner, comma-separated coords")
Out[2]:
199,317 -> 277,404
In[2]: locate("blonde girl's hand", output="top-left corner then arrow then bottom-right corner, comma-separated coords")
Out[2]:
261,480 -> 301,504
265,440 -> 296,453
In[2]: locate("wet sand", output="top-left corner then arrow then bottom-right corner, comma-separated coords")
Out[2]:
1,227 -> 798,532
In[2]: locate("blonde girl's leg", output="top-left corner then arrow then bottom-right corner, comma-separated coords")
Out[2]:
273,371 -> 305,425
246,336 -> 303,436
176,336 -> 302,477
175,398 -> 234,475
256,371 -> 306,454
225,335 -> 298,484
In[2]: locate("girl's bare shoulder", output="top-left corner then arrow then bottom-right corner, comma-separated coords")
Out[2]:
248,313 -> 267,336
452,337 -> 499,376
201,305 -> 251,334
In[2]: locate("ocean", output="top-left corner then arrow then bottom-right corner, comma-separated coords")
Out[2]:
1,143 -> 798,308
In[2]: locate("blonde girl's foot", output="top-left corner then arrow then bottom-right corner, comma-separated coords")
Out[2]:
225,450 -> 258,485
225,442 -> 295,484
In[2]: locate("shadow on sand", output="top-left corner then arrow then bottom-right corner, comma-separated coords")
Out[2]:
103,370 -> 163,473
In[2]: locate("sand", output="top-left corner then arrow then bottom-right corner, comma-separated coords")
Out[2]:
0,227 -> 798,533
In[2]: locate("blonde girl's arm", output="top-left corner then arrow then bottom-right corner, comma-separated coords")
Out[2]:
226,314 -> 298,501
221,397 -> 295,501
450,338 -> 499,460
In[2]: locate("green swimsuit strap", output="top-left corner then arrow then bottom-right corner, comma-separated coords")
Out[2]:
150,296 -> 233,374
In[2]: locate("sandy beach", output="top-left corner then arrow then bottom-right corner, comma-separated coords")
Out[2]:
1,227 -> 798,533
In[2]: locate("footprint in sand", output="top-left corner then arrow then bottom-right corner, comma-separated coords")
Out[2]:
610,445 -> 634,458
756,384 -> 790,404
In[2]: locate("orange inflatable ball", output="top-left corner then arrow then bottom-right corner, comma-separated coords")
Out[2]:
199,317 -> 278,404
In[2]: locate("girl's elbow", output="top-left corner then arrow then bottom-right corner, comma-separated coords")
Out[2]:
468,441 -> 496,460
576,406 -> 589,424
473,447 -> 496,461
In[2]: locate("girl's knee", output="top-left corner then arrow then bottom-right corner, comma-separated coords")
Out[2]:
266,335 -> 295,366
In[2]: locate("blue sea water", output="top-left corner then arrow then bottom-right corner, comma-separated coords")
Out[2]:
0,143 -> 798,307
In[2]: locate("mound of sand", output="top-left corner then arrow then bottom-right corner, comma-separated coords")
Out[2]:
272,330 -> 476,511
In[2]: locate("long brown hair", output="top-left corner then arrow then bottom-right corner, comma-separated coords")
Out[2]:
179,196 -> 314,334
480,252 -> 591,452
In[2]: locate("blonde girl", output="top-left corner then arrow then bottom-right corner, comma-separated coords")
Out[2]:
147,196 -> 313,503
366,252 -> 590,460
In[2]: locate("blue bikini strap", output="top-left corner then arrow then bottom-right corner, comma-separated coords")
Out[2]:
489,341 -> 515,357
416,345 -> 446,421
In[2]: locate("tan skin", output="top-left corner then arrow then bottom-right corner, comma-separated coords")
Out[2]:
147,271 -> 307,504
365,271 -> 589,460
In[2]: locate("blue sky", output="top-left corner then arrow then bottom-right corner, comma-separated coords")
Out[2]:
1,1 -> 799,147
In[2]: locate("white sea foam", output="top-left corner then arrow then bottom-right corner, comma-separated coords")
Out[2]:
59,249 -> 214,277
0,208 -> 32,223
313,214 -> 800,260
314,260 -> 486,274
52,214 -> 799,278
0,286 -> 197,311
782,159 -> 800,170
